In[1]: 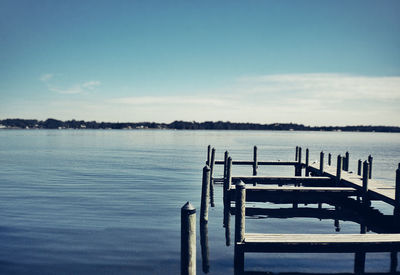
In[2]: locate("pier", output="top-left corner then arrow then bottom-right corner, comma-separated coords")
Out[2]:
191,145 -> 400,274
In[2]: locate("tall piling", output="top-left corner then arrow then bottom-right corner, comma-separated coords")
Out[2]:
234,181 -> 246,274
206,145 -> 211,165
210,148 -> 216,207
305,148 -> 310,177
253,146 -> 258,176
328,153 -> 332,166
336,155 -> 342,183
357,159 -> 362,176
395,163 -> 400,215
201,166 -> 211,222
368,155 -> 373,179
320,151 -> 324,175
181,202 -> 196,275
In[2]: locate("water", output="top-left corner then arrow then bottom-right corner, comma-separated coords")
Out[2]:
0,130 -> 399,274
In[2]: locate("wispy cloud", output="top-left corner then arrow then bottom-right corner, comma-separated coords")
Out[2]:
40,73 -> 101,94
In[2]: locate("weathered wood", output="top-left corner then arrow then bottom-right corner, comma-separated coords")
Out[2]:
336,155 -> 342,182
181,202 -> 196,275
305,148 -> 310,177
200,166 -> 211,222
320,151 -> 324,174
344,151 -> 350,171
368,155 -> 373,179
234,181 -> 246,274
215,160 -> 299,166
210,148 -> 216,207
233,176 -> 333,185
200,221 -> 209,273
242,233 -> 400,253
206,145 -> 211,165
253,146 -> 258,176
363,161 -> 369,194
395,163 -> 400,214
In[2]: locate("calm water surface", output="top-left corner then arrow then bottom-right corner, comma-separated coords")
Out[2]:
0,130 -> 399,274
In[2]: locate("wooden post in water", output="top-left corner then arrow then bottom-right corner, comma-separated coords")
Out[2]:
206,145 -> 211,165
368,155 -> 373,179
357,159 -> 362,176
295,147 -> 302,176
362,161 -> 369,196
343,152 -> 350,171
224,157 -> 233,209
209,148 -> 216,207
336,155 -> 342,183
201,166 -> 211,222
320,151 -> 324,175
395,163 -> 400,215
295,146 -> 299,161
305,148 -> 310,177
253,146 -> 258,176
234,181 -> 246,274
328,153 -> 331,166
181,202 -> 196,275
223,151 -> 229,179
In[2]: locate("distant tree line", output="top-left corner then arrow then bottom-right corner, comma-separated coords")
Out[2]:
1,118 -> 399,132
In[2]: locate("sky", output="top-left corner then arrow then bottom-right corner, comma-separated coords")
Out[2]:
0,0 -> 399,126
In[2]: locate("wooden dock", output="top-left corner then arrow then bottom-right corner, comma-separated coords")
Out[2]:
198,145 -> 400,274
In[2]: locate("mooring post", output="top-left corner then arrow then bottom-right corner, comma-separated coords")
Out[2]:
200,220 -> 210,273
210,148 -> 216,207
224,157 -> 233,208
253,146 -> 258,176
206,145 -> 211,165
181,202 -> 196,275
201,166 -> 211,222
362,161 -> 369,194
224,151 -> 229,179
368,155 -> 373,179
295,147 -> 302,176
336,155 -> 342,183
305,148 -> 310,177
328,153 -> 332,166
234,181 -> 246,274
295,146 -> 299,161
344,151 -> 349,171
357,159 -> 362,176
320,151 -> 324,175
395,163 -> 400,215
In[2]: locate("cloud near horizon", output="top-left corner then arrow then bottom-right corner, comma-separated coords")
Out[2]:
40,74 -> 101,94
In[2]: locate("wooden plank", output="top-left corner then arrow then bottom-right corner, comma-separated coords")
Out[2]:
215,160 -> 298,166
241,233 -> 400,253
232,176 -> 334,185
308,162 -> 396,205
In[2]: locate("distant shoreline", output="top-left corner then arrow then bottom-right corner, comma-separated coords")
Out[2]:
1,118 -> 400,133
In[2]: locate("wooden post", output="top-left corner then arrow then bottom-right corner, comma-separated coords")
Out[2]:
305,148 -> 310,177
357,159 -> 362,176
181,202 -> 196,275
395,163 -> 400,215
210,148 -> 216,207
320,151 -> 324,175
234,181 -> 246,274
223,151 -> 229,179
336,155 -> 342,182
344,151 -> 349,171
206,145 -> 211,165
295,146 -> 299,161
224,157 -> 233,208
295,147 -> 302,176
328,153 -> 331,166
201,166 -> 211,222
368,155 -> 373,179
391,251 -> 398,273
253,146 -> 258,176
362,161 -> 369,194
200,220 -> 209,273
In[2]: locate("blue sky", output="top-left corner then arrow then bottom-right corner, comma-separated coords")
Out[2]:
1,0 -> 399,125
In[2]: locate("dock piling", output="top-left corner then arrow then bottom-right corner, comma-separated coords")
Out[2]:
234,181 -> 246,274
295,146 -> 299,161
320,151 -> 324,175
201,166 -> 211,222
328,153 -> 332,166
344,152 -> 349,171
253,146 -> 258,176
210,148 -> 216,207
295,147 -> 302,176
336,155 -> 342,182
305,148 -> 310,177
368,155 -> 373,179
362,161 -> 369,194
181,202 -> 196,275
395,163 -> 400,215
358,160 -> 362,176
206,145 -> 211,165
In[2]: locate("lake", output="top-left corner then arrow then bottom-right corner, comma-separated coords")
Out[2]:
1,130 -> 399,274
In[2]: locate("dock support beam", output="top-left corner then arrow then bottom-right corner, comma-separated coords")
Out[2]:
234,181 -> 246,274
201,166 -> 211,222
368,155 -> 373,179
305,148 -> 310,177
253,146 -> 258,176
210,148 -> 216,207
181,202 -> 196,275
395,163 -> 400,216
336,155 -> 342,183
320,151 -> 324,175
